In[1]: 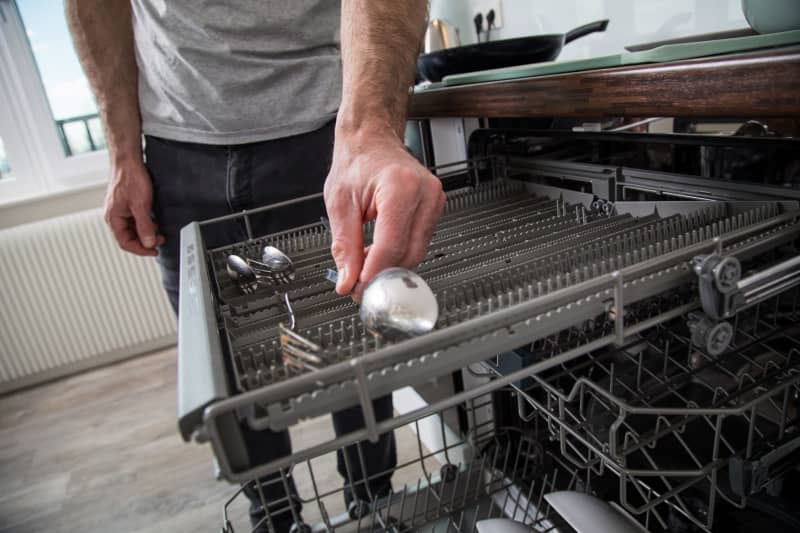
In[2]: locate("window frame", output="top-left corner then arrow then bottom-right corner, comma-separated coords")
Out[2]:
0,0 -> 109,207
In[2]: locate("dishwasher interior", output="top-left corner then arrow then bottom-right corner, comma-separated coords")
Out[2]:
177,122 -> 800,533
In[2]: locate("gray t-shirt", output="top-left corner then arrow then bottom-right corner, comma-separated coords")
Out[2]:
131,1 -> 341,145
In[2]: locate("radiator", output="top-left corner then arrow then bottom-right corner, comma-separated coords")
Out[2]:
0,208 -> 176,393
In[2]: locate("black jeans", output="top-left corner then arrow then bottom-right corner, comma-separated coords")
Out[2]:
145,122 -> 396,530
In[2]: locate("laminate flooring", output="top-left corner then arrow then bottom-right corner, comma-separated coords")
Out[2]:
0,348 -> 439,532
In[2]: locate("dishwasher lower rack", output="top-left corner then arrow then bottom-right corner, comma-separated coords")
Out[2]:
220,399 -> 589,533
484,286 -> 800,532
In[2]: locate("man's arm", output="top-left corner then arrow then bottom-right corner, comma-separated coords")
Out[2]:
325,0 -> 446,295
66,0 -> 162,256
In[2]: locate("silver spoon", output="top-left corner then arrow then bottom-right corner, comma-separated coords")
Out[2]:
261,245 -> 295,285
359,268 -> 439,340
226,251 -> 298,326
257,246 -> 296,329
226,254 -> 259,294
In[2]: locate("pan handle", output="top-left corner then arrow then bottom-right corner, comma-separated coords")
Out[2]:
564,19 -> 609,44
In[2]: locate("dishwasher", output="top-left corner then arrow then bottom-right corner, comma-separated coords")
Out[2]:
177,119 -> 800,533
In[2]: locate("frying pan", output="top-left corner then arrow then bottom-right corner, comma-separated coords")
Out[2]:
417,19 -> 609,82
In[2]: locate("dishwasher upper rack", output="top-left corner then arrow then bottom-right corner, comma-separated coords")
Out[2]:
215,196 -> 797,386
178,171 -> 800,483
483,286 -> 800,532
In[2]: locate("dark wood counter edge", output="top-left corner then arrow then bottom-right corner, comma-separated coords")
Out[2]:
409,46 -> 800,119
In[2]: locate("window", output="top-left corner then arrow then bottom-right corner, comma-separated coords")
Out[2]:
59,115 -> 107,155
0,0 -> 109,206
16,0 -> 105,157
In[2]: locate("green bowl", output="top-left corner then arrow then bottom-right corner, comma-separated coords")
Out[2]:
742,0 -> 800,33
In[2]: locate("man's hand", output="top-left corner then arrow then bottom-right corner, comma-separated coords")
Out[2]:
104,159 -> 164,256
324,133 -> 445,296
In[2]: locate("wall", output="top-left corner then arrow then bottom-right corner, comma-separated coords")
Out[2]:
429,0 -> 748,60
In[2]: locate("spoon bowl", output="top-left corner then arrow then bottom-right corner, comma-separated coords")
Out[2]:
226,254 -> 259,293
359,268 -> 439,339
261,245 -> 295,284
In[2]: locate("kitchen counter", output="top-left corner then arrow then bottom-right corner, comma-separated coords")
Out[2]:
409,46 -> 800,119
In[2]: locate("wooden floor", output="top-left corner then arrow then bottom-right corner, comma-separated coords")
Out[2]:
0,348 -> 438,532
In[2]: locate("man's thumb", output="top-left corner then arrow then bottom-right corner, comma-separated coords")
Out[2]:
131,203 -> 157,249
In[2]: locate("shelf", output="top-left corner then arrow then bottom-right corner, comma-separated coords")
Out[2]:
409,47 -> 800,119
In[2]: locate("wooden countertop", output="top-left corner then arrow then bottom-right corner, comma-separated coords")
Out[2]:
409,47 -> 800,119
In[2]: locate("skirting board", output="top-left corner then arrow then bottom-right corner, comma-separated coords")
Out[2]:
0,336 -> 177,396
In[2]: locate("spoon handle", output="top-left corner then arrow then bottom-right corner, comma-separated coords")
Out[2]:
278,324 -> 325,371
280,292 -> 296,331
247,258 -> 273,270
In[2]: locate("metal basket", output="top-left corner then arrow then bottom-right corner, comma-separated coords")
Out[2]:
220,397 -> 585,533
484,287 -> 800,531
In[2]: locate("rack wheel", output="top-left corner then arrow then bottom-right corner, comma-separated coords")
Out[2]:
689,312 -> 733,357
440,463 -> 458,482
713,256 -> 741,294
348,499 -> 370,520
705,320 -> 733,356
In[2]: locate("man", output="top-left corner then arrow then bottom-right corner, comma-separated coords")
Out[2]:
66,1 -> 445,531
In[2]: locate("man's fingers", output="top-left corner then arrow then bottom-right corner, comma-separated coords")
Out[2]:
102,160 -> 160,257
327,196 -> 365,295
360,172 -> 420,285
401,181 -> 445,269
130,202 -> 158,249
108,215 -> 157,256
